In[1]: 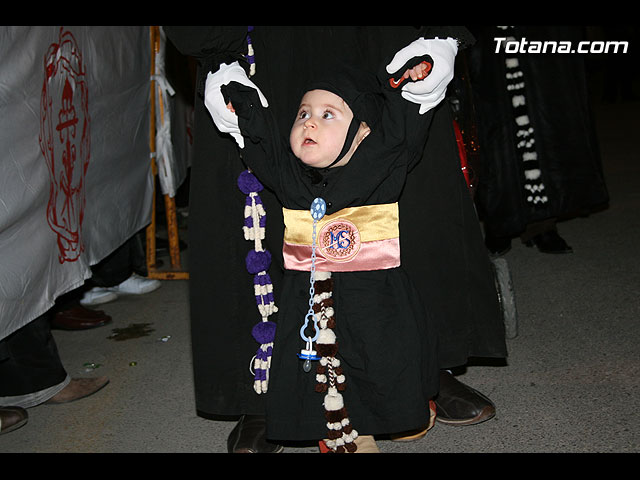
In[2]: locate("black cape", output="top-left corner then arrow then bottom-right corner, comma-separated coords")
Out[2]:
163,26 -> 507,419
467,26 -> 609,238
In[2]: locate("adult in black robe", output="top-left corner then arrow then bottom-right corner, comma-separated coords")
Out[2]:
163,26 -> 507,451
467,26 -> 609,254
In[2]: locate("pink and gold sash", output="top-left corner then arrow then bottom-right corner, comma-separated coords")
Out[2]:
282,203 -> 400,272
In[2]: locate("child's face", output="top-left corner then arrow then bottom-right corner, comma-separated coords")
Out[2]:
290,89 -> 354,168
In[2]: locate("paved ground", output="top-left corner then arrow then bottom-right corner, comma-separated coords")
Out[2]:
1,72 -> 638,454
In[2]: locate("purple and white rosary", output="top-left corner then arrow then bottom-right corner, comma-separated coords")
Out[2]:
238,169 -> 277,394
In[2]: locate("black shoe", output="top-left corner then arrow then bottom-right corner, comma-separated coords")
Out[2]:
227,415 -> 284,453
434,371 -> 496,426
525,230 -> 573,254
0,406 -> 28,435
485,234 -> 512,256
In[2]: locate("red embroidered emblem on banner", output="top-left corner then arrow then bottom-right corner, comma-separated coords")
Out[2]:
39,27 -> 91,263
318,219 -> 361,263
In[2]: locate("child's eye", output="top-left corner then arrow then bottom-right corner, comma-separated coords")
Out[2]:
298,110 -> 309,120
322,110 -> 335,120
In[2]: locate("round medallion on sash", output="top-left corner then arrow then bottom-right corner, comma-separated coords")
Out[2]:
318,219 -> 361,263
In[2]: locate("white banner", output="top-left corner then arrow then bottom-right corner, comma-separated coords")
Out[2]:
0,26 -> 153,339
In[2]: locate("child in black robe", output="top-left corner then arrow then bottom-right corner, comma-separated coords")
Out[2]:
205,37 -> 458,452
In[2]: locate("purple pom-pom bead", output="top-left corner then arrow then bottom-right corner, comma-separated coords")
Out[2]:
246,249 -> 271,274
252,321 -> 276,344
237,170 -> 263,194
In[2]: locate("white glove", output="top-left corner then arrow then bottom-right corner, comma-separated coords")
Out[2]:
204,61 -> 268,148
386,37 -> 458,114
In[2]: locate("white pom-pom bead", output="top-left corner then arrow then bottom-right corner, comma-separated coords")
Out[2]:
324,392 -> 344,411
318,329 -> 336,345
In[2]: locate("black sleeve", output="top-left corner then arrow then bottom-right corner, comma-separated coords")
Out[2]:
221,81 -> 294,198
163,26 -> 250,96
377,58 -> 436,172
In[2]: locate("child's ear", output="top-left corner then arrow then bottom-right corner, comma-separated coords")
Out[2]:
355,122 -> 371,147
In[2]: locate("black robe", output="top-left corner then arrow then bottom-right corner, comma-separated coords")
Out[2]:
221,61 -> 441,438
467,26 -> 609,238
163,26 -> 506,419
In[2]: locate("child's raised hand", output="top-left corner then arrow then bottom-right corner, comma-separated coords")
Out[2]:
400,61 -> 432,83
204,61 -> 269,148
386,37 -> 458,114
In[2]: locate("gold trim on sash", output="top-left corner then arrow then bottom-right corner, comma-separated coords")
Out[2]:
283,203 -> 399,245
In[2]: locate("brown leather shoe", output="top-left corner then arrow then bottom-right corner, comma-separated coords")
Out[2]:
0,406 -> 28,435
45,377 -> 110,404
227,415 -> 283,453
434,370 -> 495,425
51,304 -> 112,330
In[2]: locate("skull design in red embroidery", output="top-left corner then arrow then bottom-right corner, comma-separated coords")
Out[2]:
39,27 -> 90,263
